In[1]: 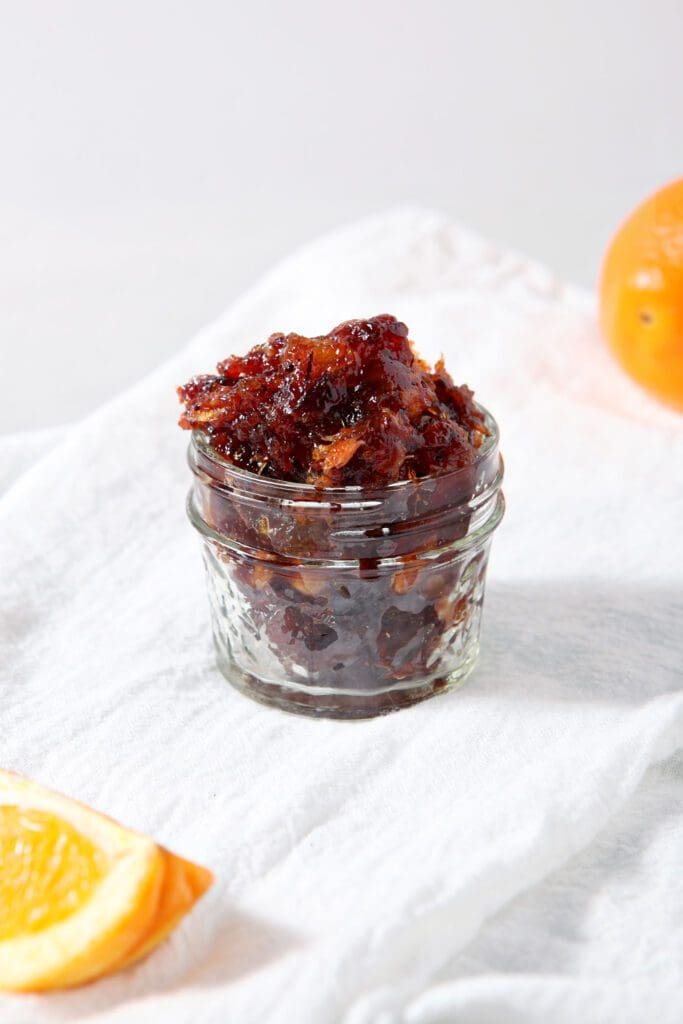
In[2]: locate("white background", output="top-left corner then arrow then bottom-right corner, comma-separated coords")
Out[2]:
1,0 -> 682,433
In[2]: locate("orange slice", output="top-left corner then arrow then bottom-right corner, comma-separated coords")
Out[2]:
115,848 -> 213,971
0,770 -> 212,992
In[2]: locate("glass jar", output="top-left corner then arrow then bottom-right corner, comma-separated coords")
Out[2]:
186,409 -> 504,718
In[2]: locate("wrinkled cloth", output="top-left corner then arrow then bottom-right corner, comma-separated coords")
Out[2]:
0,209 -> 681,1024
0,426 -> 68,496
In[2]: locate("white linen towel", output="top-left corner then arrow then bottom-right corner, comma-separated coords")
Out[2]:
0,209 -> 682,1024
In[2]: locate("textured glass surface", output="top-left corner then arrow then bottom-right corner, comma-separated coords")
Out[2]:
200,535 -> 494,718
187,407 -> 504,718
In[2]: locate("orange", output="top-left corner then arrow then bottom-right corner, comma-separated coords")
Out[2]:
599,177 -> 683,411
116,848 -> 214,971
0,770 -> 213,992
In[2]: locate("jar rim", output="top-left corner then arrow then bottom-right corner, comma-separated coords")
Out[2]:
189,403 -> 500,501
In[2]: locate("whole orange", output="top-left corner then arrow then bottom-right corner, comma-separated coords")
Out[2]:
599,177 -> 683,411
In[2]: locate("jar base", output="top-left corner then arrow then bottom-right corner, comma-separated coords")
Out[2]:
214,645 -> 479,720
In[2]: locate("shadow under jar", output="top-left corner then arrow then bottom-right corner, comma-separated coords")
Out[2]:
187,409 -> 504,719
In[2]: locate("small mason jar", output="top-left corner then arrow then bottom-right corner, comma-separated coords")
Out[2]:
186,410 -> 504,718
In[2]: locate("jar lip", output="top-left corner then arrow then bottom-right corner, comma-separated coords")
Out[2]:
190,404 -> 501,500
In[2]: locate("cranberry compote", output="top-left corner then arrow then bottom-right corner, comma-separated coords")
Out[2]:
180,316 -> 504,717
178,315 -> 488,487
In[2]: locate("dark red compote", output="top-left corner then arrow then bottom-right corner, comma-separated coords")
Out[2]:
180,315 -> 504,718
178,314 -> 488,487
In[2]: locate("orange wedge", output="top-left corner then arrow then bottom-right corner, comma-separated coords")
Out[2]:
0,770 -> 213,992
116,848 -> 213,971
